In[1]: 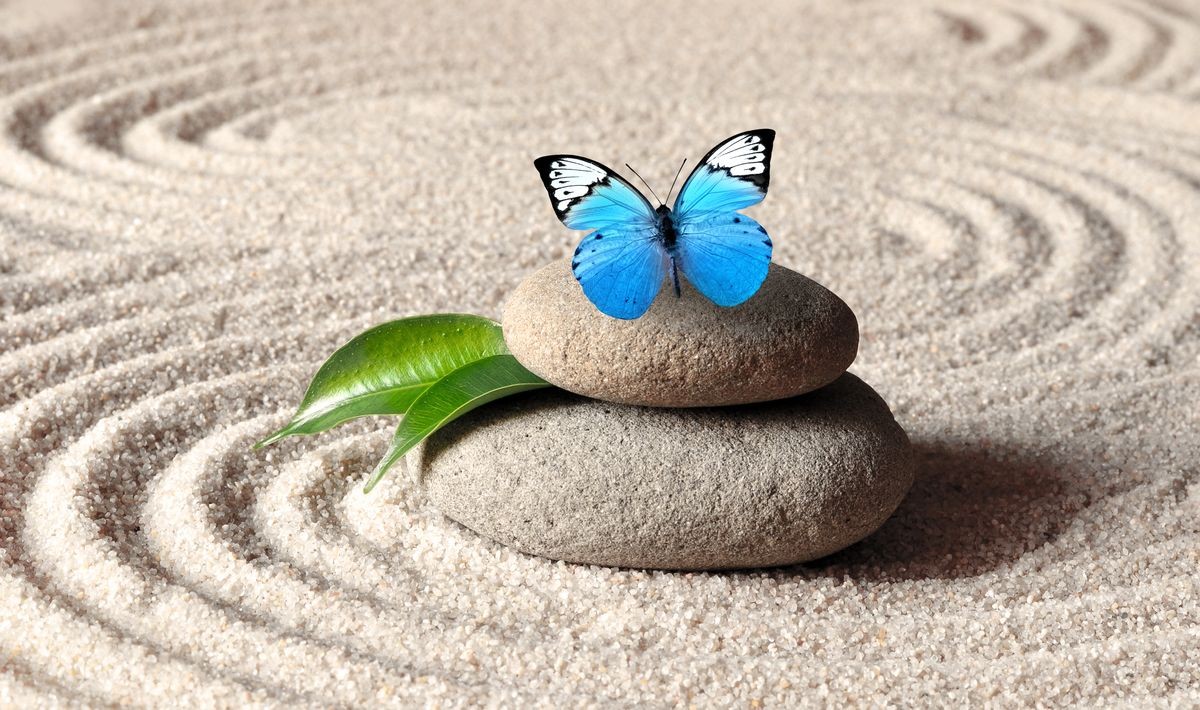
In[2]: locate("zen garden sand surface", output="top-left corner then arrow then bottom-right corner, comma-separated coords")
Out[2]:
3,0 -> 1200,706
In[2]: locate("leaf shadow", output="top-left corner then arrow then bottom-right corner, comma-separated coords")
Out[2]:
789,437 -> 1095,581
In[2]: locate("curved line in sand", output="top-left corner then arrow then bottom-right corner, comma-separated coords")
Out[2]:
3,0 -> 1200,704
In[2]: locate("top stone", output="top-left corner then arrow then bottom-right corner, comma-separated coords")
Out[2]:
502,259 -> 859,407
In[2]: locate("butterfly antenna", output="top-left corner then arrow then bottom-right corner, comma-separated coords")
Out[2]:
663,158 -> 687,206
625,163 -> 662,205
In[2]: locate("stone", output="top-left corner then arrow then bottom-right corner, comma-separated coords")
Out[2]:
502,259 -> 859,407
413,373 -> 913,570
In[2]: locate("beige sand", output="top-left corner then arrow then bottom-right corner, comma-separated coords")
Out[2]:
1,0 -> 1198,705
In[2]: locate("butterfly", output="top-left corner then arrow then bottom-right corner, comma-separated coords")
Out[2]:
534,129 -> 776,320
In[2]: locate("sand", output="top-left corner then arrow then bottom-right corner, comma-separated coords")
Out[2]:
1,0 -> 1198,705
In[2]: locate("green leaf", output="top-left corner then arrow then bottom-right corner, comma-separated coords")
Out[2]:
363,354 -> 550,493
256,314 -> 507,448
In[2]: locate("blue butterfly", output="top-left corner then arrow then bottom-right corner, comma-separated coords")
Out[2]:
534,129 -> 776,320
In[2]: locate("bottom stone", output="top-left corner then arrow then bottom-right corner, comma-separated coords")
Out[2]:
413,373 -> 913,570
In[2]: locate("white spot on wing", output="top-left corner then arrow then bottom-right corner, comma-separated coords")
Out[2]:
548,158 -> 608,212
708,134 -> 766,172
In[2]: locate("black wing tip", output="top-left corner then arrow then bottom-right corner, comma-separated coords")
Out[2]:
747,128 -> 776,145
535,154 -> 594,173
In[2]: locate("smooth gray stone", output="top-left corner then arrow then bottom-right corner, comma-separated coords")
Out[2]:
502,259 -> 859,407
414,373 -> 912,570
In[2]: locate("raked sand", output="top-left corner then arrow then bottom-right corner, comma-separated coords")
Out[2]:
2,0 -> 1199,705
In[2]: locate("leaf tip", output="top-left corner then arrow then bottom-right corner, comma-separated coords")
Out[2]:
363,439 -> 417,494
253,427 -> 290,450
362,453 -> 395,494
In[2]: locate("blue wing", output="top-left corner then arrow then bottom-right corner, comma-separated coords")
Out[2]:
533,154 -> 656,230
535,154 -> 665,319
672,129 -> 776,307
571,224 -> 667,320
672,129 -> 774,220
674,213 -> 772,307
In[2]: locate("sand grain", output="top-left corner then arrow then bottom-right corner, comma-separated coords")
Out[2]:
1,0 -> 1199,706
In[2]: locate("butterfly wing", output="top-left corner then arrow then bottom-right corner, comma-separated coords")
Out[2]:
673,213 -> 772,307
533,154 -> 657,230
570,224 -> 667,320
672,129 -> 776,307
534,154 -> 666,319
672,129 -> 775,219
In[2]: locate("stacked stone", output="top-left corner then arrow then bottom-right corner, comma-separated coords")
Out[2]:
415,260 -> 914,570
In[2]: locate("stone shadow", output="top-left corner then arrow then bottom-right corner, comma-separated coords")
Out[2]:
791,437 -> 1096,581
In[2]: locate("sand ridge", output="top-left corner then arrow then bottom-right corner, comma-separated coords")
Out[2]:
1,0 -> 1199,705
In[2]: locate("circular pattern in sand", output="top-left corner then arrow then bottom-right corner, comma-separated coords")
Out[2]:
2,0 -> 1199,705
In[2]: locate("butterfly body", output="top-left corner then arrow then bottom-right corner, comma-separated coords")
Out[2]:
654,204 -> 678,249
536,129 -> 776,320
